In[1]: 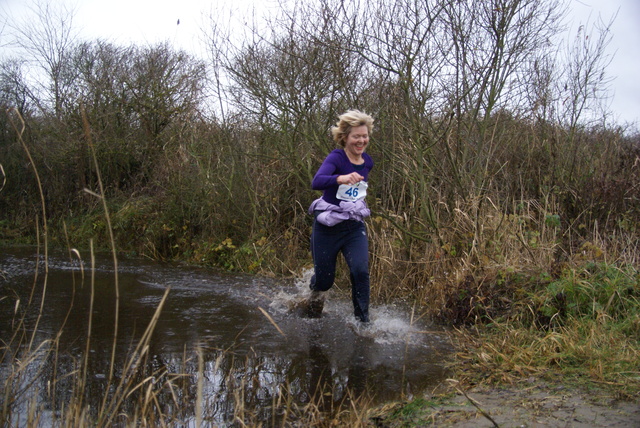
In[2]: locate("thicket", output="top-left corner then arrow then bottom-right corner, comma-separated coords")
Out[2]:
1,0 -> 638,326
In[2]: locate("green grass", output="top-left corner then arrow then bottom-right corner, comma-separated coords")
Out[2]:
448,261 -> 640,397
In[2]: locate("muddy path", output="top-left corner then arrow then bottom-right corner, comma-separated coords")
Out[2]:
373,381 -> 640,427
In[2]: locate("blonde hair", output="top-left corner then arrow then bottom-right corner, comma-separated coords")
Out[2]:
331,110 -> 374,147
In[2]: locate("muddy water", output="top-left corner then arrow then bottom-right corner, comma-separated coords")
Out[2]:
0,246 -> 452,425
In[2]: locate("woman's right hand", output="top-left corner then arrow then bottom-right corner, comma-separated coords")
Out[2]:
337,172 -> 364,185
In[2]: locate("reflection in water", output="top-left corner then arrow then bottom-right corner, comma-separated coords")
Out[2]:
0,247 -> 452,425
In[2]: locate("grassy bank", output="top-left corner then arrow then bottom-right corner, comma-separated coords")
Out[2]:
373,257 -> 640,426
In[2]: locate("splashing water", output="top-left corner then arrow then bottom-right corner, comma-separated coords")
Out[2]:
269,268 -> 441,347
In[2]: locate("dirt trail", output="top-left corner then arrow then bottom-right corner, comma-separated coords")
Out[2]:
425,382 -> 640,427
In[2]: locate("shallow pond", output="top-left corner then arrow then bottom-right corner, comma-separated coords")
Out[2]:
0,246 -> 452,425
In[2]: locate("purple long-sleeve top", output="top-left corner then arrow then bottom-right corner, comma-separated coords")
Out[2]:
309,149 -> 374,226
311,149 -> 374,206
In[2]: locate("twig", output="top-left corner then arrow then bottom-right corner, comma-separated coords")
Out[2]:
447,379 -> 500,427
258,306 -> 286,337
0,163 -> 6,193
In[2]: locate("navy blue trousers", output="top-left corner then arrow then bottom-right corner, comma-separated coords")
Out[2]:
310,218 -> 370,322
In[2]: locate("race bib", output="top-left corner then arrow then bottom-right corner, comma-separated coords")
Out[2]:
336,181 -> 368,202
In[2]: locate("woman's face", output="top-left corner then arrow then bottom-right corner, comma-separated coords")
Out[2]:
344,125 -> 369,159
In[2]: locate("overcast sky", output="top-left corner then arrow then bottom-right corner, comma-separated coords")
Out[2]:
2,0 -> 639,128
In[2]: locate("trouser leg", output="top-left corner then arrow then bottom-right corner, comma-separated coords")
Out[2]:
310,221 -> 339,292
342,222 -> 370,322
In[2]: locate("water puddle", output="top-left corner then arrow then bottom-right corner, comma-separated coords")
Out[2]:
0,246 -> 452,425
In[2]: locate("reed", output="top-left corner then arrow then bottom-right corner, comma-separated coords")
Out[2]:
0,111 -> 390,427
1,265 -> 394,427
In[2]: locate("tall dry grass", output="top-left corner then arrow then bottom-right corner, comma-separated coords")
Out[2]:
0,110 -> 399,427
1,264 -> 378,427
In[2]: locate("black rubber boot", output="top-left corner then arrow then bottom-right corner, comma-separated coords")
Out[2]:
302,291 -> 325,318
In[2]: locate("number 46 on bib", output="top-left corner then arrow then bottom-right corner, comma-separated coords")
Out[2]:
337,181 -> 368,202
